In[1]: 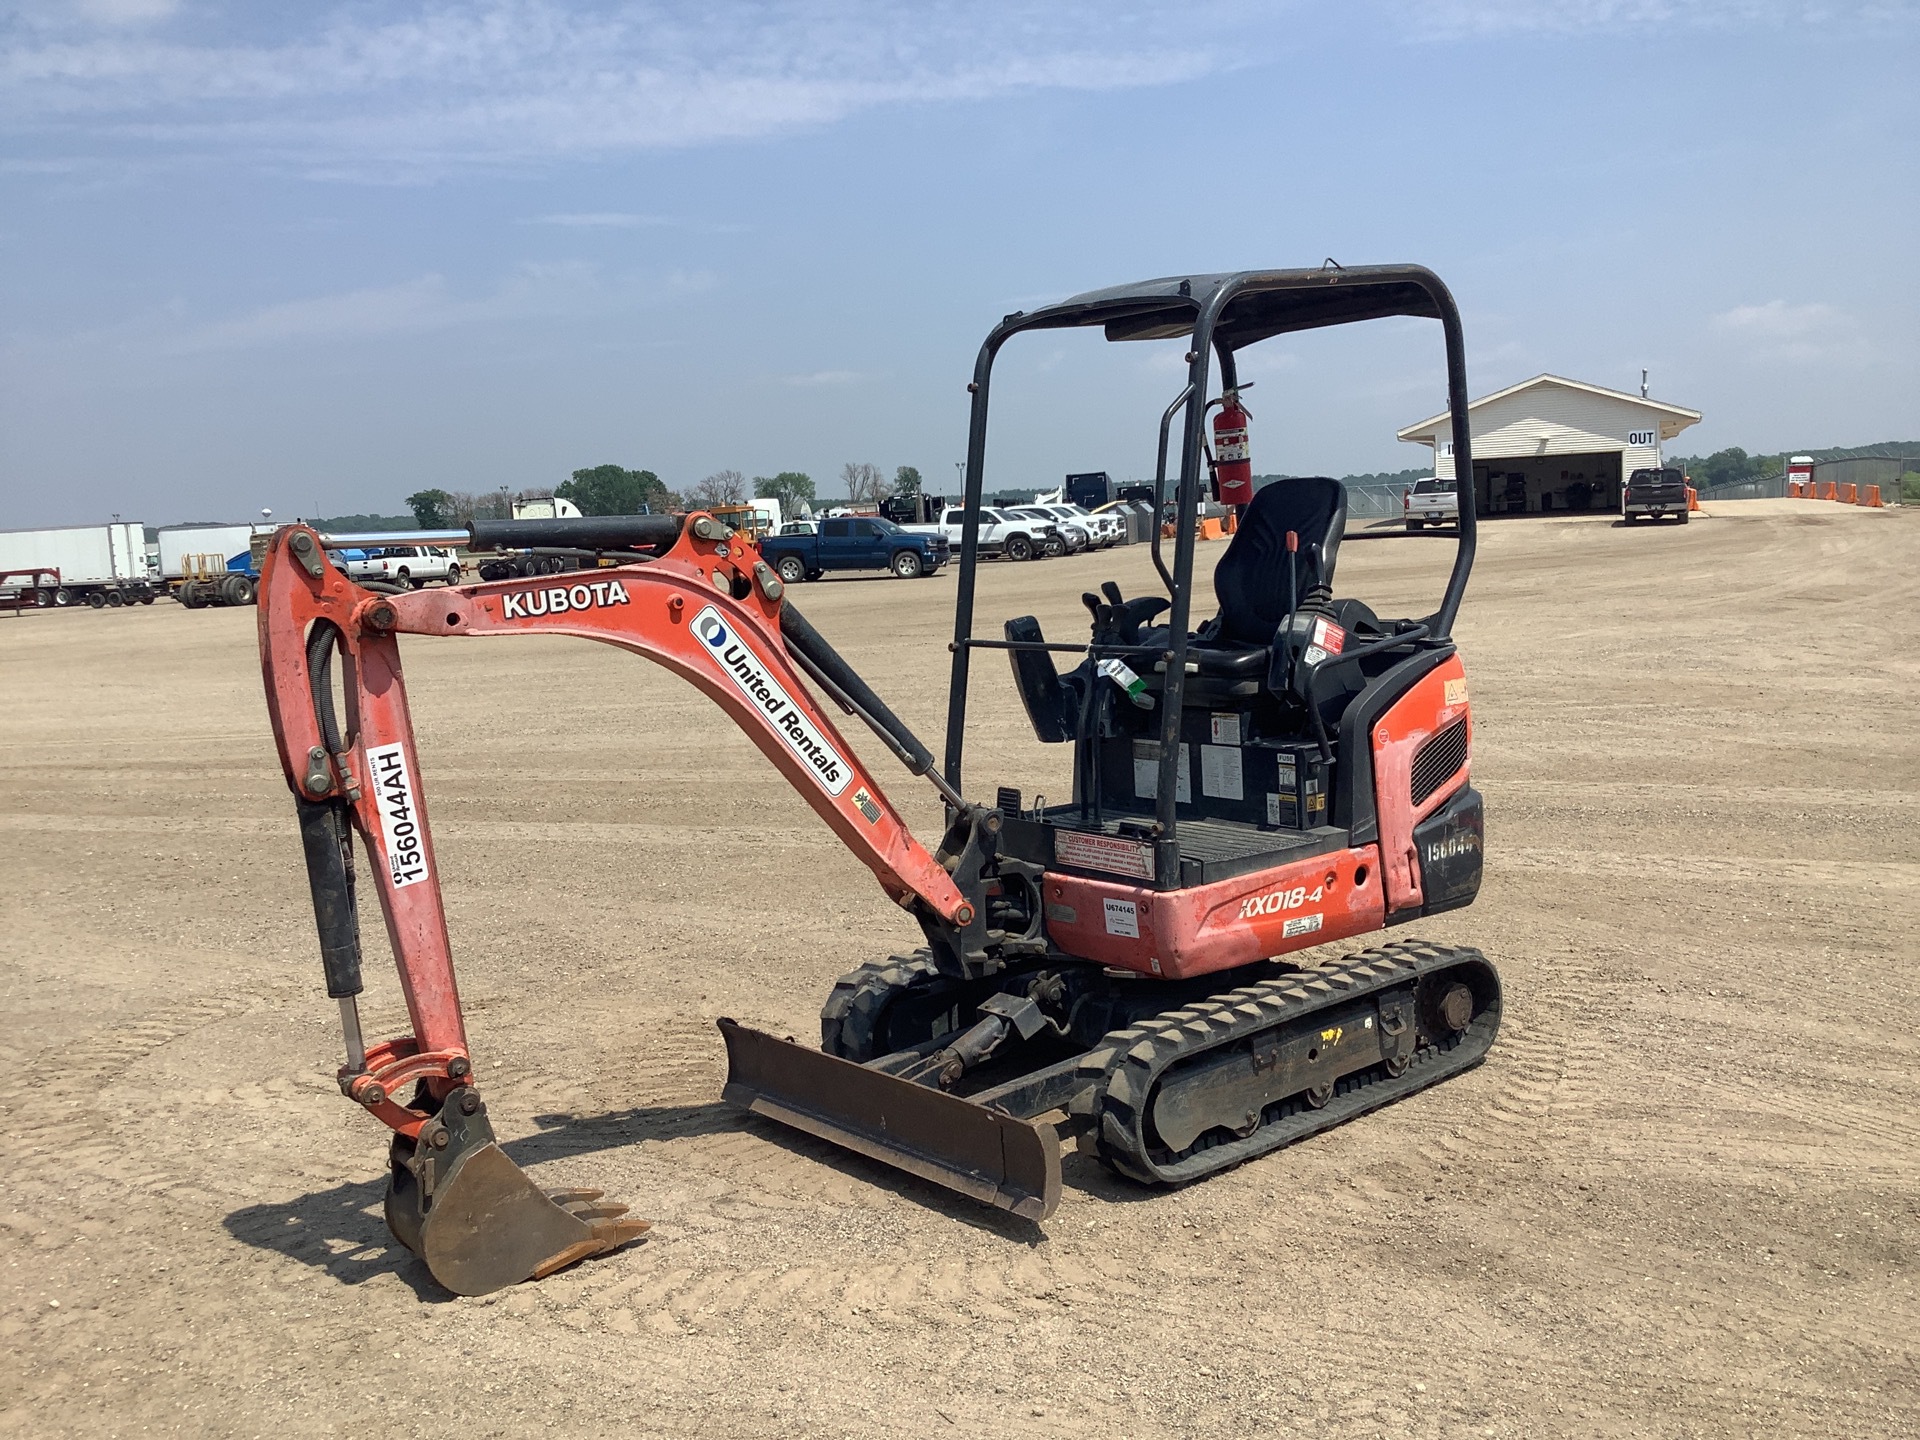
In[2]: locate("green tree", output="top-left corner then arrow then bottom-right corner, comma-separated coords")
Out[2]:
406,488 -> 455,527
754,471 -> 816,513
557,464 -> 673,515
893,465 -> 923,498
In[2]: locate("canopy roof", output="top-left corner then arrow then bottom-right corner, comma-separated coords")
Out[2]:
1004,265 -> 1449,351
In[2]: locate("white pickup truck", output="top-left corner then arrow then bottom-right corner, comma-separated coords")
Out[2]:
1030,501 -> 1121,548
1402,477 -> 1460,531
343,544 -> 463,588
904,506 -> 1058,562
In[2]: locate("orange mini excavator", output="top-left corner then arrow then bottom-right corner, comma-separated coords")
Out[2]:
261,264 -> 1501,1296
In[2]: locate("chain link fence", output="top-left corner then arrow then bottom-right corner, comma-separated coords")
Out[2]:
1341,481 -> 1410,520
1697,475 -> 1789,502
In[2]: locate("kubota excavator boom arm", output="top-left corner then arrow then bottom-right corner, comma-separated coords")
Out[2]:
256,515 -> 975,1294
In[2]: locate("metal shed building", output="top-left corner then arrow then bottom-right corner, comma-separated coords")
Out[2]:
1397,375 -> 1701,516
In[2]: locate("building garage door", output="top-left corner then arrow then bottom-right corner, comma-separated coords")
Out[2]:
1471,451 -> 1622,516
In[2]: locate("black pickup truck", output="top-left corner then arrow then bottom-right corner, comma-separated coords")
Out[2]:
1624,467 -> 1689,524
759,516 -> 949,583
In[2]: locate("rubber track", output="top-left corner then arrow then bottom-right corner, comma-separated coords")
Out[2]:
1080,939 -> 1501,1185
818,953 -> 941,1061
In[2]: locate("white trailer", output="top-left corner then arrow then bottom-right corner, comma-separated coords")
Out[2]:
0,523 -> 159,609
156,523 -> 276,607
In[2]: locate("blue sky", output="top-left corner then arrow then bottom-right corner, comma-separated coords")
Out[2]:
1,0 -> 1914,527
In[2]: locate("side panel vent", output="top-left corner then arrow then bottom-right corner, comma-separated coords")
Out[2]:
1410,719 -> 1469,808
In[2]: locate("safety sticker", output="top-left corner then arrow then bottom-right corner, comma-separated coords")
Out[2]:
1282,914 -> 1323,939
1103,898 -> 1140,938
365,742 -> 429,889
851,787 -> 881,824
691,605 -> 852,796
1444,677 -> 1468,706
1056,830 -> 1155,880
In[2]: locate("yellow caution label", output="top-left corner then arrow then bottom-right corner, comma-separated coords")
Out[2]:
1320,1025 -> 1343,1045
1444,677 -> 1468,706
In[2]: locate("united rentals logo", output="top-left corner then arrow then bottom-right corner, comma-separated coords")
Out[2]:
501,579 -> 632,620
692,606 -> 851,797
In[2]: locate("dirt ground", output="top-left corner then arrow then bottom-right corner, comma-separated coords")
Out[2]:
3,498 -> 1916,1439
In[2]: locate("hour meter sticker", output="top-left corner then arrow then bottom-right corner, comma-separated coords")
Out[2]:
365,742 -> 429,888
691,605 -> 852,797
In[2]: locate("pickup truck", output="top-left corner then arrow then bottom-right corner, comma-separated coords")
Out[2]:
760,515 -> 949,583
1623,467 -> 1689,524
1030,501 -> 1120,548
1402,477 -> 1459,531
903,506 -> 1057,562
344,544 -> 463,587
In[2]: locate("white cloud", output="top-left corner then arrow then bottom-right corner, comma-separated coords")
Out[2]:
1713,299 -> 1842,338
526,212 -> 669,229
0,1 -> 1230,170
152,260 -> 709,352
1401,0 -> 1897,39
779,369 -> 862,387
1711,299 -> 1865,364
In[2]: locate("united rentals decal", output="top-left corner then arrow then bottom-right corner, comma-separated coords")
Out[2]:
501,579 -> 632,620
691,605 -> 852,797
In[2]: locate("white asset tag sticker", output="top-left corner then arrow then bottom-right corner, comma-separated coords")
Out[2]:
1282,913 -> 1323,939
365,742 -> 430,889
1103,898 -> 1140,938
692,605 -> 851,796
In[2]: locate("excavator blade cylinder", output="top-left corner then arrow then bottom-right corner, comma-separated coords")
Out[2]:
718,1018 -> 1062,1221
384,1089 -> 650,1297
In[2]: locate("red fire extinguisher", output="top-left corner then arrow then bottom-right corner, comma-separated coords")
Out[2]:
1212,388 -> 1254,506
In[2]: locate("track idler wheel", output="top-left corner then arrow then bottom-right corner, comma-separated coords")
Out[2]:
384,1086 -> 649,1296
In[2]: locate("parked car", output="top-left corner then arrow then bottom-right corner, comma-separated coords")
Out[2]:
759,515 -> 949,583
1623,467 -> 1689,524
1008,506 -> 1089,555
1402,477 -> 1459,531
344,544 -> 463,587
903,506 -> 1057,562
1034,501 -> 1121,547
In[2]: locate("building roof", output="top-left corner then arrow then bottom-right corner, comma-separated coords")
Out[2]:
1397,373 -> 1702,441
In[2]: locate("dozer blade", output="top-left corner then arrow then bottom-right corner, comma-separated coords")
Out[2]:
384,1086 -> 650,1297
718,1018 -> 1062,1221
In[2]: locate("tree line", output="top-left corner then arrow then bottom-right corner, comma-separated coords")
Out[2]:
405,463 -> 925,526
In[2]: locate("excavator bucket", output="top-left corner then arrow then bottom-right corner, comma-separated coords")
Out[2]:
383,1087 -> 650,1296
717,1018 -> 1062,1221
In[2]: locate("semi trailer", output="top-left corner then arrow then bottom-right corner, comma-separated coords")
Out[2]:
0,523 -> 158,608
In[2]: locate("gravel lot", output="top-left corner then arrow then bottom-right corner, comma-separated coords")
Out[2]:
3,498 -> 1915,1438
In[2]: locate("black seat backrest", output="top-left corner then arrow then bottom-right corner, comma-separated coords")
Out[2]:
1211,477 -> 1347,646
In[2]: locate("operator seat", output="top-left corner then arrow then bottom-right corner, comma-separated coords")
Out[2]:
1207,476 -> 1346,647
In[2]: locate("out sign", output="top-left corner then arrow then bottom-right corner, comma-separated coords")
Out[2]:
1628,430 -> 1656,447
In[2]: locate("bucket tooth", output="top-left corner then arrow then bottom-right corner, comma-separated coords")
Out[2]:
718,1018 -> 1061,1221
385,1087 -> 649,1297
